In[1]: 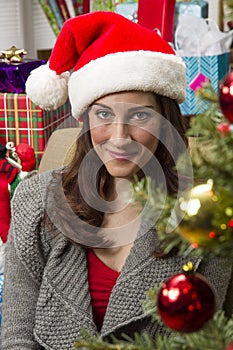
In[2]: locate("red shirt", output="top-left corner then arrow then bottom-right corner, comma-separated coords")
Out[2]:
87,249 -> 120,331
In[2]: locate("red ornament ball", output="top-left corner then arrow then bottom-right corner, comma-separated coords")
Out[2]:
217,122 -> 231,135
226,344 -> 233,350
157,272 -> 216,333
219,72 -> 233,123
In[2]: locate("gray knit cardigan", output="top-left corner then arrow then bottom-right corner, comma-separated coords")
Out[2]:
2,169 -> 233,350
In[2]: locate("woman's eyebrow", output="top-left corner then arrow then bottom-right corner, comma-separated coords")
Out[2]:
128,105 -> 156,112
90,104 -> 157,113
91,103 -> 113,110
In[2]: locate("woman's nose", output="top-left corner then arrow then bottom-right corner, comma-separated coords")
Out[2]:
110,122 -> 131,141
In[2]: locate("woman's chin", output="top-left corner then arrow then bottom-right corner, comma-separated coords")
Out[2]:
105,161 -> 140,180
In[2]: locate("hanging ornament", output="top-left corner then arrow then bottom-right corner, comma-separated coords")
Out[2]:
219,72 -> 233,123
157,262 -> 216,333
228,219 -> 233,229
177,180 -> 233,249
226,344 -> 233,350
217,122 -> 233,135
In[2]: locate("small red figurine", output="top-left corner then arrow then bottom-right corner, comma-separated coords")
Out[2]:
0,142 -> 36,243
0,144 -> 20,243
15,143 -> 37,172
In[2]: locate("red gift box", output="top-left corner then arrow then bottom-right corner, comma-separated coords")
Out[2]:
0,93 -> 79,167
138,0 -> 176,42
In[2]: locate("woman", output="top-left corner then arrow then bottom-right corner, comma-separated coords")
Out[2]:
2,11 -> 233,350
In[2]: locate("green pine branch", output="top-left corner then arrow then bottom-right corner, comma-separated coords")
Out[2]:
75,283 -> 233,350
130,176 -> 192,257
75,331 -> 157,350
74,311 -> 233,350
131,83 -> 233,259
188,83 -> 233,190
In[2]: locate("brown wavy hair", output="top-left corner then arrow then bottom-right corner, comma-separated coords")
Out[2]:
62,94 -> 189,228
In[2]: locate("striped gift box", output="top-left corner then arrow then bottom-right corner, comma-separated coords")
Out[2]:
0,93 -> 79,167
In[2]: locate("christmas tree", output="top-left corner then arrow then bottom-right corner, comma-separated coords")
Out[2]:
74,72 -> 233,350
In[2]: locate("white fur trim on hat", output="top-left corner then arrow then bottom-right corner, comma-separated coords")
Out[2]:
25,63 -> 70,110
69,51 -> 186,119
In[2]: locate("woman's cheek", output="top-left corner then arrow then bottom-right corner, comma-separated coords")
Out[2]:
90,125 -> 108,146
134,129 -> 159,150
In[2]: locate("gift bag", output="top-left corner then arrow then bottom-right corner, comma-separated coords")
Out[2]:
175,16 -> 233,116
180,52 -> 230,115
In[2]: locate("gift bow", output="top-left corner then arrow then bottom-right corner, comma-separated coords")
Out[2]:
0,46 -> 27,63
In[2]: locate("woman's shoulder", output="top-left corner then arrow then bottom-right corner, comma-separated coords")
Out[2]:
8,168 -> 66,277
11,168 -> 64,212
10,168 -> 65,242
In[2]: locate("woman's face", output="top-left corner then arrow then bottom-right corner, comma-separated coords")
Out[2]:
88,91 -> 162,180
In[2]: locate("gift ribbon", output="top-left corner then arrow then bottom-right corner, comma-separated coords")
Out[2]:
3,93 -> 8,143
26,96 -> 32,147
13,94 -> 20,145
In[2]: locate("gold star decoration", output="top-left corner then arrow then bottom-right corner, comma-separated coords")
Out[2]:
0,46 -> 27,63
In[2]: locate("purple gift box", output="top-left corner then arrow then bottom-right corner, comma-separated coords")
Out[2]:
0,58 -> 45,93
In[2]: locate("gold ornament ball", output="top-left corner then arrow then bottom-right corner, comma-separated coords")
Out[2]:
177,181 -> 221,248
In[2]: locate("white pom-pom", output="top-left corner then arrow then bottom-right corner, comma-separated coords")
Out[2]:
25,63 -> 70,110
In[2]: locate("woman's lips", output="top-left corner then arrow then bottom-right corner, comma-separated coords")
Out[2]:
107,150 -> 137,160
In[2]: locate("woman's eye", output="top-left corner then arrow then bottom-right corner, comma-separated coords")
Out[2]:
131,112 -> 151,121
96,110 -> 113,120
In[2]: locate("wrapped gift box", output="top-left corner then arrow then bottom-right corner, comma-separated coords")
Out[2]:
175,1 -> 208,19
115,1 -> 138,22
138,0 -> 176,42
0,93 -> 79,167
0,58 -> 45,93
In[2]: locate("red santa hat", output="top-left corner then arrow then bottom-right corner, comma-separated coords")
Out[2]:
26,11 -> 186,120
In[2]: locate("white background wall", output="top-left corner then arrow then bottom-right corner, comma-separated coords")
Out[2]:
0,0 -> 56,57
